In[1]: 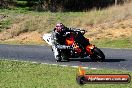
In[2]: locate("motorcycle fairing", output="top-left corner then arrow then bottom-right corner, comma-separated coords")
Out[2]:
65,33 -> 74,45
43,34 -> 52,45
86,45 -> 95,55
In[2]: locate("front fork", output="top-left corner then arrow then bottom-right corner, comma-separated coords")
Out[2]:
52,45 -> 59,59
86,44 -> 95,56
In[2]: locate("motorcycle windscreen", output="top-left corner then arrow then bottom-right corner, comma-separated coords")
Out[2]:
75,32 -> 90,47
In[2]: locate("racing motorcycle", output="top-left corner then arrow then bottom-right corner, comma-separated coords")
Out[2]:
43,29 -> 105,62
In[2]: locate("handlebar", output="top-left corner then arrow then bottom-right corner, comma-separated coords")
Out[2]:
74,29 -> 87,35
64,29 -> 87,36
80,30 -> 87,34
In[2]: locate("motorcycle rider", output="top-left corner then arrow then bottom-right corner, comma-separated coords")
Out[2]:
51,23 -> 90,61
52,23 -> 73,46
51,23 -> 73,61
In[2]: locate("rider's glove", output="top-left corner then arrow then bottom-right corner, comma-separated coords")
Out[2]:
56,45 -> 73,49
66,46 -> 73,49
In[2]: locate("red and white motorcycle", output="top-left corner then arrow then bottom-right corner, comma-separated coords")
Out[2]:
43,30 -> 105,62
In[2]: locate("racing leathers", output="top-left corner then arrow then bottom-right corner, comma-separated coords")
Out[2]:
51,27 -> 73,59
51,27 -> 90,60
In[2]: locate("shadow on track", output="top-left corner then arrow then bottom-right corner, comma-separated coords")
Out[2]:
69,58 -> 126,62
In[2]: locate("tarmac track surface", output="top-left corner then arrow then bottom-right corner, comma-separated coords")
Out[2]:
0,44 -> 132,71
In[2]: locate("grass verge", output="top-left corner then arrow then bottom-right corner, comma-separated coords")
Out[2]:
91,37 -> 132,48
0,59 -> 131,88
0,2 -> 132,48
0,37 -> 132,48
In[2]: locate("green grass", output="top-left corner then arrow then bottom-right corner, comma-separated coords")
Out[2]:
0,37 -> 132,48
92,37 -> 132,48
0,4 -> 131,31
0,2 -> 132,48
0,19 -> 12,31
0,59 -> 132,88
0,5 -> 131,33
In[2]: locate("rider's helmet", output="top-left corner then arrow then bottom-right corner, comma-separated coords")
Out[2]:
55,23 -> 65,33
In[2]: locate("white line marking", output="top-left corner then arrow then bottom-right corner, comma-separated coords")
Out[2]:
71,66 -> 79,68
91,68 -> 97,70
32,62 -> 38,64
51,64 -> 58,66
3,59 -> 98,70
41,63 -> 48,64
60,65 -> 68,67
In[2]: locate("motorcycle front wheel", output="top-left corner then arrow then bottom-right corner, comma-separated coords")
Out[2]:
55,55 -> 62,62
90,47 -> 105,62
56,51 -> 70,62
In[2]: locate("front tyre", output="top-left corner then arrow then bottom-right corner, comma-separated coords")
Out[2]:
55,52 -> 70,62
61,52 -> 70,62
90,47 -> 105,62
55,55 -> 62,62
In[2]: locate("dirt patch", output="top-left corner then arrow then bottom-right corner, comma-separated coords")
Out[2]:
86,19 -> 132,41
2,31 -> 45,45
0,17 -> 132,45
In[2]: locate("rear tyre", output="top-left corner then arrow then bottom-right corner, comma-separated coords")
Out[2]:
90,47 -> 105,62
61,52 -> 70,62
